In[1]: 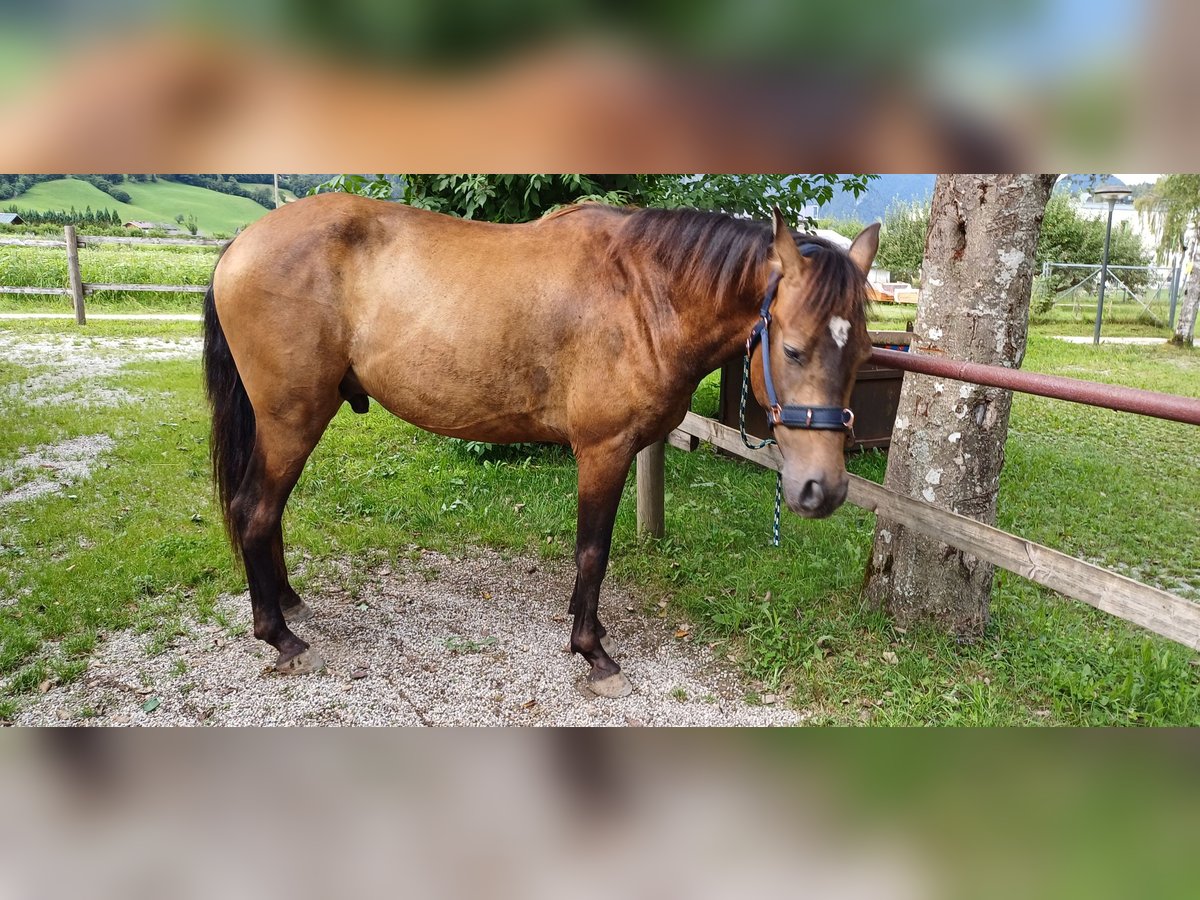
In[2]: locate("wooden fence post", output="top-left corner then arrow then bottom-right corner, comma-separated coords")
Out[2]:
64,225 -> 85,325
636,440 -> 665,538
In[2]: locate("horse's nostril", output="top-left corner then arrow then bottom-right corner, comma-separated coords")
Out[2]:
799,479 -> 824,511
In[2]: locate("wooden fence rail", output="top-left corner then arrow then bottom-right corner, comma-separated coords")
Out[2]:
0,239 -> 70,248
0,228 -> 222,323
79,236 -> 226,248
639,394 -> 1200,652
0,286 -> 70,296
0,236 -> 225,249
83,283 -> 209,294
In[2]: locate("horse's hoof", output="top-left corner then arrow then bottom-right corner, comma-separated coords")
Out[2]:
282,601 -> 314,624
588,671 -> 633,699
275,647 -> 325,675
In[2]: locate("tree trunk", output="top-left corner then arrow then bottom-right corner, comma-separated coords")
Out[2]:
864,174 -> 1057,640
1170,236 -> 1199,347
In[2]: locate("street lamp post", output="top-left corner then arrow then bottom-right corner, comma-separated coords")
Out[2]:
1091,184 -> 1133,345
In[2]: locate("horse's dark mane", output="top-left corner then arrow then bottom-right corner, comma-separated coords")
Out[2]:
600,206 -> 867,318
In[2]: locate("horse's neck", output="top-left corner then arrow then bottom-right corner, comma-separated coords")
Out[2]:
683,275 -> 769,380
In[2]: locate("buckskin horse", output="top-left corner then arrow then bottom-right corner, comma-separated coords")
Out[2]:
203,193 -> 878,698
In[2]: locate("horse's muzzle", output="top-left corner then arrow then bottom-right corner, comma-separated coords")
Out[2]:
783,472 -> 849,519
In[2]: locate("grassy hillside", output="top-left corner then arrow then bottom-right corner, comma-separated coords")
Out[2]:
119,180 -> 273,235
8,179 -> 156,223
7,177 -> 280,236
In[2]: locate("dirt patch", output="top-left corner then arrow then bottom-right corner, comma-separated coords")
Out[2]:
0,331 -> 199,408
15,548 -> 808,727
0,331 -> 201,505
0,434 -> 115,506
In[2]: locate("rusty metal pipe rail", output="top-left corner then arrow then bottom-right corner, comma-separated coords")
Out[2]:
869,347 -> 1200,427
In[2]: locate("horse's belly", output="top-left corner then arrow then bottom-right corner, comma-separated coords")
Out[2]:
378,399 -> 563,444
354,355 -> 567,444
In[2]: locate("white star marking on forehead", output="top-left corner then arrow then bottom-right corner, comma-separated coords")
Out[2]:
829,316 -> 850,349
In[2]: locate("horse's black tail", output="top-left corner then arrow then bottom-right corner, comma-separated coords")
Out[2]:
203,271 -> 255,558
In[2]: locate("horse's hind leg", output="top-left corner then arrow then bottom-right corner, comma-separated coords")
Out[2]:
231,407 -> 337,673
567,579 -> 616,657
569,441 -> 637,698
277,523 -> 314,624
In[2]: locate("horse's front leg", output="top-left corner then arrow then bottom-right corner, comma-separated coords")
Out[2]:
569,440 -> 637,698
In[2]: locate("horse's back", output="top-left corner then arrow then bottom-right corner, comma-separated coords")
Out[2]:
213,195 -> 625,444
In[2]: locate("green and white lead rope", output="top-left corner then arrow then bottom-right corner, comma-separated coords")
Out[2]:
738,352 -> 783,547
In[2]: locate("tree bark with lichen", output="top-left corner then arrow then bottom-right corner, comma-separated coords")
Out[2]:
864,173 -> 1057,640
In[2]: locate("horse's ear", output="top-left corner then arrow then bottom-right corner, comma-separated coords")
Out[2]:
848,222 -> 881,277
770,206 -> 805,274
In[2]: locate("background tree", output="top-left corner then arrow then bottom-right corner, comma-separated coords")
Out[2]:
875,201 -> 930,284
1136,175 -> 1200,346
864,174 -> 1057,639
311,174 -> 875,227
816,217 -> 868,241
3,205 -> 121,226
873,192 -> 1152,299
1036,193 -> 1151,298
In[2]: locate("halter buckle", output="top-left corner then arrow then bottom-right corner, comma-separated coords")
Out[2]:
769,404 -> 782,426
842,408 -> 857,447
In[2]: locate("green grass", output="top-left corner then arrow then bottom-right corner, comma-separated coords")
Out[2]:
0,317 -> 1197,725
6,177 -> 275,235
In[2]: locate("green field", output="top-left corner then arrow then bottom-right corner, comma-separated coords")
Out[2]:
0,312 -> 1196,725
6,177 -> 287,236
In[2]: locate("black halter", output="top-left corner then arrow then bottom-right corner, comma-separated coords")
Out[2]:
746,270 -> 856,433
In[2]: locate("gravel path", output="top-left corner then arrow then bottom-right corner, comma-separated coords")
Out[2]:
16,548 -> 806,727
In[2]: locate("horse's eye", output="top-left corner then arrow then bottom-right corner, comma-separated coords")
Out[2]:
783,345 -> 805,365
